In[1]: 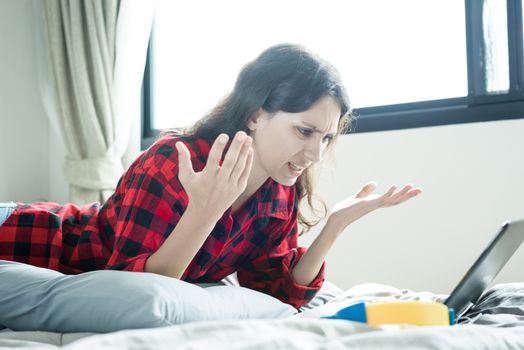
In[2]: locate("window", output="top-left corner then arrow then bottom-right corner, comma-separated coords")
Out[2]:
142,0 -> 524,148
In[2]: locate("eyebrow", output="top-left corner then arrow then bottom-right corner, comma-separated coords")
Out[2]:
301,122 -> 336,136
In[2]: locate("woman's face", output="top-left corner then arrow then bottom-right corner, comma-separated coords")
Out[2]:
247,96 -> 341,187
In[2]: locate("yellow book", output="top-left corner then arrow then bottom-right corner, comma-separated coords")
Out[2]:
324,301 -> 455,326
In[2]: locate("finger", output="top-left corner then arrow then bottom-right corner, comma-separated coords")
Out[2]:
378,184 -> 397,201
412,187 -> 423,196
220,131 -> 248,178
387,184 -> 413,204
398,187 -> 423,202
231,136 -> 252,182
394,184 -> 413,198
238,147 -> 253,187
205,133 -> 229,173
390,186 -> 423,205
356,181 -> 377,198
176,141 -> 195,182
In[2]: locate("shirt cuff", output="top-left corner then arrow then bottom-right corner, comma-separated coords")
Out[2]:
281,247 -> 325,308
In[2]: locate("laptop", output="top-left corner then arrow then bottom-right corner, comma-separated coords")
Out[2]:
444,218 -> 524,319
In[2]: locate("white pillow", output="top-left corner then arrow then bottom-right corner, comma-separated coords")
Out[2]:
0,260 -> 296,333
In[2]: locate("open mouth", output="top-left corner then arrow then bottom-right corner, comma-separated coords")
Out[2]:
288,162 -> 304,175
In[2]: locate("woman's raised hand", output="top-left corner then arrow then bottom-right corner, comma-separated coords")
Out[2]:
327,181 -> 422,233
175,131 -> 254,221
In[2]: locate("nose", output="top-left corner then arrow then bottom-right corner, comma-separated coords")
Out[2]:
303,138 -> 323,163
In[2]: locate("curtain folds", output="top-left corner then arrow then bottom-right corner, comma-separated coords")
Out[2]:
42,0 -> 156,204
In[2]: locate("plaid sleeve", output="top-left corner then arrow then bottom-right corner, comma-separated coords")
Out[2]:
104,141 -> 188,272
236,207 -> 325,309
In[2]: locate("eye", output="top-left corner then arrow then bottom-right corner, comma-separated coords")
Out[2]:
296,127 -> 313,137
323,134 -> 334,143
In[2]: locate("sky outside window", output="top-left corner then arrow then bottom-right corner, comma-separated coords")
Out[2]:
153,0 -> 467,129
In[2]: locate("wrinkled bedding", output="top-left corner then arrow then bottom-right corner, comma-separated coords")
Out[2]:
60,319 -> 524,350
298,282 -> 524,327
2,320 -> 524,350
1,282 -> 524,349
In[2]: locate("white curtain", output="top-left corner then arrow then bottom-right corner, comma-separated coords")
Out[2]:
42,0 -> 156,204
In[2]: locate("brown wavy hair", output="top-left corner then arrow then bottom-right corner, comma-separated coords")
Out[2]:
180,44 -> 353,234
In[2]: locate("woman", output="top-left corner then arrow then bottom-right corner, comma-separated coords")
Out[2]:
0,44 -> 421,309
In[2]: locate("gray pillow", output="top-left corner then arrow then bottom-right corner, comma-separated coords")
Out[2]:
0,260 -> 296,333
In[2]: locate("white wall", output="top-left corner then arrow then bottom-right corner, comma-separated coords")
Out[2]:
1,0 -> 523,295
300,119 -> 524,293
0,0 -> 50,202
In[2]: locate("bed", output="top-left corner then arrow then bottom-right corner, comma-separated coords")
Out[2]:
1,261 -> 524,349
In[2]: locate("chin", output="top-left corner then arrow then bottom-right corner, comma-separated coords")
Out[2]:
271,174 -> 299,187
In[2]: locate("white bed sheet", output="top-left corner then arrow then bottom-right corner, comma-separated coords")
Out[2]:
2,318 -> 523,350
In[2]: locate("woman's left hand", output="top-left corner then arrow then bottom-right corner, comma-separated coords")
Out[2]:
327,181 -> 422,233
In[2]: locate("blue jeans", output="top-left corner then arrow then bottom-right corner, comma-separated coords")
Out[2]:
0,202 -> 16,226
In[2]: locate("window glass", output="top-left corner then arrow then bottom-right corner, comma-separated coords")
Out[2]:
153,0 -> 467,129
483,0 -> 509,94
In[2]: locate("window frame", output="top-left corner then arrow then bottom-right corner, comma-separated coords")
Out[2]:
141,0 -> 524,149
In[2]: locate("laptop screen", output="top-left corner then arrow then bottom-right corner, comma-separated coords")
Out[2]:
444,219 -> 524,318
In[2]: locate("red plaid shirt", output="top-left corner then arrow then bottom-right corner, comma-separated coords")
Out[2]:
0,134 -> 324,308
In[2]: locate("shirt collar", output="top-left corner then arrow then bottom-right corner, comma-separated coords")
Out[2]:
256,177 -> 295,220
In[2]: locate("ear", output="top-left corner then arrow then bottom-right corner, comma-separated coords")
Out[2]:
247,108 -> 264,132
